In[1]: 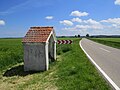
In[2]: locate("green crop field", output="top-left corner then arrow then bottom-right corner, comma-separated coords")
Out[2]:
0,38 -> 111,90
0,38 -> 23,72
89,38 -> 120,49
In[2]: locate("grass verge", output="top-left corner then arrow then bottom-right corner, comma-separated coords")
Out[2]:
56,38 -> 111,90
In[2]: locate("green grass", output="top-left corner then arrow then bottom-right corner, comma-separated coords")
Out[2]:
56,38 -> 110,90
89,38 -> 120,49
0,38 -> 23,72
0,38 -> 111,90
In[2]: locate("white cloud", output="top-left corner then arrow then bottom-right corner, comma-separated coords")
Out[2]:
71,18 -> 82,23
75,24 -> 103,30
112,24 -> 117,27
101,18 -> 120,25
62,21 -> 103,31
83,19 -> 100,25
70,10 -> 89,17
75,25 -> 90,29
61,27 -> 89,36
100,18 -> 120,31
90,25 -> 104,29
0,20 -> 5,26
71,18 -> 101,25
60,17 -> 120,35
83,19 -> 103,29
60,20 -> 73,26
45,16 -> 53,20
71,18 -> 103,29
115,0 -> 120,5
112,24 -> 120,29
62,27 -> 76,31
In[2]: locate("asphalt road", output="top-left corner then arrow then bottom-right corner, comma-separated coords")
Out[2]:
80,38 -> 120,89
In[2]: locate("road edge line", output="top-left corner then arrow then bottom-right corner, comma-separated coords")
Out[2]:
80,39 -> 120,90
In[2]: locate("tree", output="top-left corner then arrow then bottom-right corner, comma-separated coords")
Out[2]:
75,35 -> 77,38
86,34 -> 89,37
78,34 -> 80,38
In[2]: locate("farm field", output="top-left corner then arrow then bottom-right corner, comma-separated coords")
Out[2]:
89,38 -> 120,49
0,38 -> 111,90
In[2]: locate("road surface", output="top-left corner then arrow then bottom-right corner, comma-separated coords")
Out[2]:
80,38 -> 120,90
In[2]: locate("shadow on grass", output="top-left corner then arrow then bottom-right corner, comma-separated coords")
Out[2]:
3,65 -> 43,77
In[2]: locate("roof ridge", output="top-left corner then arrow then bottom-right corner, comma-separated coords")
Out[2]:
22,26 -> 53,43
30,26 -> 53,29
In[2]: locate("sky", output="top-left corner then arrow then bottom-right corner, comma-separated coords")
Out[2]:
0,0 -> 120,37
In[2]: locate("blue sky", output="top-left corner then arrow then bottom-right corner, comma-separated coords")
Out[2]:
0,0 -> 120,37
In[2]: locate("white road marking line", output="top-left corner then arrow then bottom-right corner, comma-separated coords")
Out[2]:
80,40 -> 120,90
100,47 -> 111,53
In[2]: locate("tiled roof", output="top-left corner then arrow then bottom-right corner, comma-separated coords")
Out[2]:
22,27 -> 53,43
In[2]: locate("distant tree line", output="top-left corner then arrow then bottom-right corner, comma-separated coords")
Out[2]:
90,35 -> 120,38
75,34 -> 90,38
56,34 -> 120,38
75,34 -> 81,38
